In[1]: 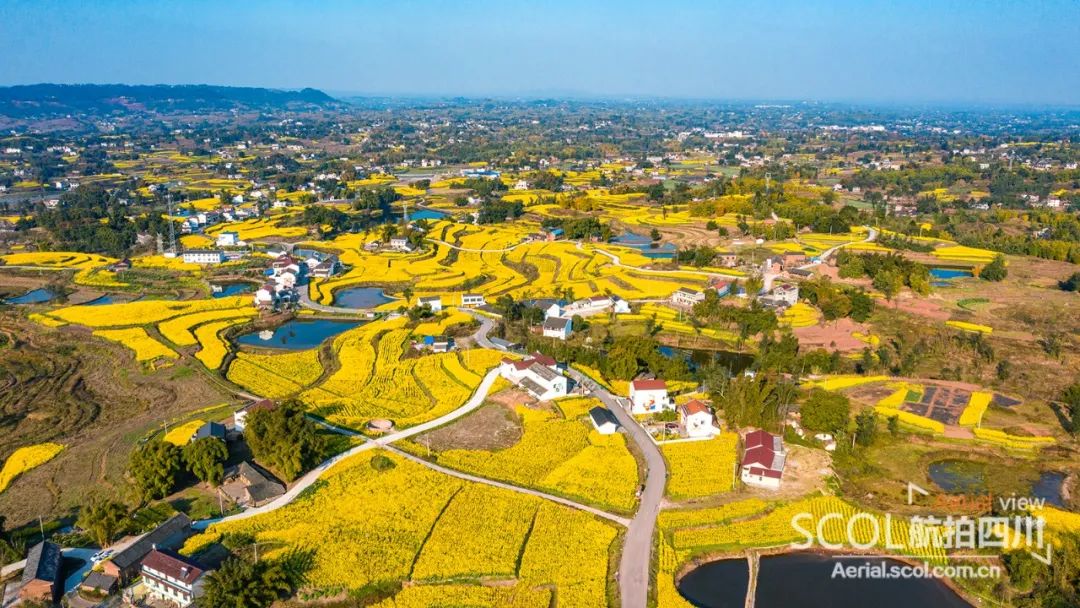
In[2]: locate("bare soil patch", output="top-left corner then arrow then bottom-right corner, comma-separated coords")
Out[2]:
419,402 -> 523,452
793,317 -> 871,352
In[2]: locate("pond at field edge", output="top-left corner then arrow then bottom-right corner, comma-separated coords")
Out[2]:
235,318 -> 362,350
410,208 -> 448,221
333,287 -> 394,309
930,267 -> 974,287
612,232 -> 676,259
678,553 -> 973,608
3,287 -> 58,304
658,345 -> 754,374
928,459 -> 986,494
211,282 -> 255,298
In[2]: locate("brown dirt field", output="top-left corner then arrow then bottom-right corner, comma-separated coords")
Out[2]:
0,315 -> 236,526
889,293 -> 952,321
793,317 -> 872,352
418,402 -> 523,452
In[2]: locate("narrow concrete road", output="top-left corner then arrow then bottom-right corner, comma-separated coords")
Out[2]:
426,238 -> 526,253
566,367 -> 667,608
198,368 -> 501,529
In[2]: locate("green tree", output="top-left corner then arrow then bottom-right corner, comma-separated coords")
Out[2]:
128,441 -> 182,501
744,274 -> 764,300
872,269 -> 904,303
183,437 -> 229,487
1062,382 -> 1080,436
245,402 -> 325,481
887,414 -> 900,436
1059,271 -> 1080,292
854,410 -> 877,446
800,389 -> 851,434
77,497 -> 127,548
979,254 -> 1007,282
199,558 -> 291,608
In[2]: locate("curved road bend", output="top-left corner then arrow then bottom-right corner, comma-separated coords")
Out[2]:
566,367 -> 666,608
197,368 -> 502,529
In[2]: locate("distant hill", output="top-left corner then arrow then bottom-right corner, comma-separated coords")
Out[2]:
0,83 -> 341,117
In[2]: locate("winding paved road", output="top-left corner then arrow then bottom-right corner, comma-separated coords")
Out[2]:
566,367 -> 667,608
196,368 -> 502,529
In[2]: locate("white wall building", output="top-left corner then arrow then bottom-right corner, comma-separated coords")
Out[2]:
541,316 -> 572,340
678,399 -> 719,438
740,430 -> 786,489
181,250 -> 225,265
418,296 -> 443,312
628,379 -> 672,414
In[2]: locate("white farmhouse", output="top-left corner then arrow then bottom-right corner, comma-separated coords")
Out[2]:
418,296 -> 443,312
542,316 -> 573,340
670,287 -> 706,308
678,399 -> 719,438
461,293 -> 486,307
389,237 -> 414,252
589,406 -> 620,435
499,353 -> 567,401
182,250 -> 225,265
628,379 -> 672,414
740,429 -> 786,489
216,231 -> 240,247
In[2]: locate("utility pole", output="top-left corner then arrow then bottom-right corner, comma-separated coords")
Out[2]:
166,193 -> 178,257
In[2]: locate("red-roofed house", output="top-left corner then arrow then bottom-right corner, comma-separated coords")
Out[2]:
498,354 -> 566,400
629,379 -> 672,414
740,429 -> 786,489
678,399 -> 718,438
141,549 -> 208,607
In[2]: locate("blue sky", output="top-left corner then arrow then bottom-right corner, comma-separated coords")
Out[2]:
1,0 -> 1078,105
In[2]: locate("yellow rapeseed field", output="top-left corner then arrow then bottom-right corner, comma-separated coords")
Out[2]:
432,406 -> 639,511
182,451 -> 617,604
49,296 -> 250,327
93,328 -> 178,362
227,349 -> 323,399
0,443 -> 65,493
661,434 -> 739,500
163,420 -> 205,446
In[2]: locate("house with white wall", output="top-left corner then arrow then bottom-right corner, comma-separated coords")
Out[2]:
678,399 -> 719,438
628,379 -> 672,414
740,429 -> 786,489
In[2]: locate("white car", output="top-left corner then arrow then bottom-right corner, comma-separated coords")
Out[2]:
90,549 -> 113,563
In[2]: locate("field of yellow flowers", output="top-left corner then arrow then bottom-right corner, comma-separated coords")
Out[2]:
299,319 -> 504,428
0,443 -> 65,493
307,220 -> 712,308
183,451 -> 617,605
430,404 -> 639,512
660,434 -> 739,500
226,349 -> 323,399
92,327 -> 178,362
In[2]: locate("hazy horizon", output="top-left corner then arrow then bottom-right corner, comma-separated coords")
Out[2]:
2,0 -> 1079,106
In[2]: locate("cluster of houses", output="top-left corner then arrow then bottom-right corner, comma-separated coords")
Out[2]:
253,251 -> 340,308
498,353 -> 568,401
669,279 -> 798,311
16,514 -> 210,608
535,294 -> 632,341
176,206 -> 258,236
